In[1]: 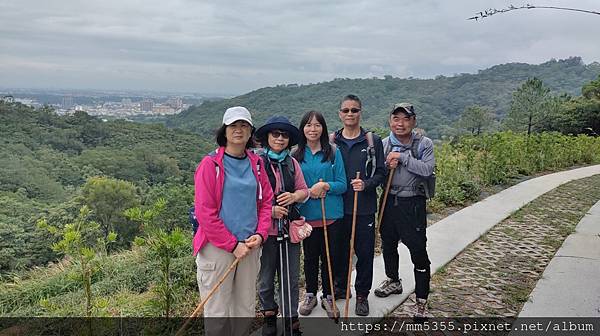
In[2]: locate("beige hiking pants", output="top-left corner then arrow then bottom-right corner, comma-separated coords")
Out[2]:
196,242 -> 261,336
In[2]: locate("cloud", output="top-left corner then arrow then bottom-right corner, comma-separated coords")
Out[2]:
1,0 -> 599,94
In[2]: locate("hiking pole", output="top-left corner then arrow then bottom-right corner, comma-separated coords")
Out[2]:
277,216 -> 293,336
344,171 -> 360,318
175,257 -> 240,336
277,164 -> 294,336
319,179 -> 338,322
284,226 -> 293,336
377,167 -> 396,232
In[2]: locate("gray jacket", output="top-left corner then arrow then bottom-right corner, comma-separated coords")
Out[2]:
382,132 -> 435,197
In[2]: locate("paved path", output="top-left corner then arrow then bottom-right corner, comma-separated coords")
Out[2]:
519,200 -> 600,317
390,174 -> 600,318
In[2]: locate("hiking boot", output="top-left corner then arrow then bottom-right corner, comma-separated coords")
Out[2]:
298,293 -> 317,316
282,317 -> 302,336
262,313 -> 277,336
374,278 -> 403,298
320,295 -> 340,319
334,287 -> 351,300
355,295 -> 369,316
413,298 -> 429,322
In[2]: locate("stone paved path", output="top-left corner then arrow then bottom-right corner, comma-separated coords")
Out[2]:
389,174 -> 600,318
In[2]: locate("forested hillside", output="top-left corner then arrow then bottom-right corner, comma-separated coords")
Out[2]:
168,57 -> 600,138
0,102 -> 212,272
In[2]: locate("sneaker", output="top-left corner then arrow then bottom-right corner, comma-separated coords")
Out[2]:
413,298 -> 428,321
298,294 -> 317,316
355,295 -> 369,316
320,295 -> 340,319
334,287 -> 352,300
262,313 -> 277,336
374,278 -> 403,298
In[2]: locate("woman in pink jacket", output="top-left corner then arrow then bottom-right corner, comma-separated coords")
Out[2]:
193,106 -> 273,335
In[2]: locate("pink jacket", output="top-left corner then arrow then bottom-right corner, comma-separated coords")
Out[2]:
192,147 -> 274,255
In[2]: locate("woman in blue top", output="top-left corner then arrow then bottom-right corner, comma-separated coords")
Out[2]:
293,110 -> 347,318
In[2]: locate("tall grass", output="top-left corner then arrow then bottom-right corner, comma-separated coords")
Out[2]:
435,132 -> 600,205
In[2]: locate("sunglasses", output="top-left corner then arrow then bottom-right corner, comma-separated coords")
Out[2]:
340,108 -> 361,114
270,130 -> 289,139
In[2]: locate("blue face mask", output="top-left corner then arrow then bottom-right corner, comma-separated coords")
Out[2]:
266,148 -> 290,162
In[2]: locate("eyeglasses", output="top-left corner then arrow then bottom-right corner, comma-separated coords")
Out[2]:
270,131 -> 289,139
339,108 -> 361,114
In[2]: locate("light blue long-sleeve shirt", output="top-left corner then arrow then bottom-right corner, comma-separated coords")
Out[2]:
297,147 -> 347,221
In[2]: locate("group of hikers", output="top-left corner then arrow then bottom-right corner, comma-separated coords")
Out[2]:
191,94 -> 436,335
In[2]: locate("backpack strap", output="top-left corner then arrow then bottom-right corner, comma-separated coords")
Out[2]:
365,131 -> 376,178
260,152 -> 296,194
329,143 -> 337,164
383,137 -> 392,157
365,131 -> 374,148
410,133 -> 422,159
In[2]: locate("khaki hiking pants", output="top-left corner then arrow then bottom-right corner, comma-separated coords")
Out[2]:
196,242 -> 261,336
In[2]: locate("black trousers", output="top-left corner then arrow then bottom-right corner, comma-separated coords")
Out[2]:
380,195 -> 431,300
333,214 -> 375,297
302,219 -> 342,296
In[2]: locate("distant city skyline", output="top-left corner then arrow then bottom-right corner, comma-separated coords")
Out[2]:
1,1 -> 599,95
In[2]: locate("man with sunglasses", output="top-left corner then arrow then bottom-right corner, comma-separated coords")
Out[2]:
331,94 -> 386,316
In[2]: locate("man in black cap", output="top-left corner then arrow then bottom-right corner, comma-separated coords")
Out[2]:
374,102 -> 435,320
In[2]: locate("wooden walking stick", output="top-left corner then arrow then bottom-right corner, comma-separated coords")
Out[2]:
319,179 -> 338,321
175,257 -> 241,336
377,167 -> 396,231
344,171 -> 360,318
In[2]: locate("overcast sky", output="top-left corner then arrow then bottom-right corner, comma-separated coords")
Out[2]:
1,0 -> 599,95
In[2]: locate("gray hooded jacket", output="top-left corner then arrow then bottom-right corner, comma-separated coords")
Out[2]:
382,132 -> 435,198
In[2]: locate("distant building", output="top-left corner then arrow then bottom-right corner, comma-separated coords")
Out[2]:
153,105 -> 176,114
166,97 -> 183,109
140,99 -> 154,112
121,98 -> 132,107
62,95 -> 74,109
1,95 -> 14,103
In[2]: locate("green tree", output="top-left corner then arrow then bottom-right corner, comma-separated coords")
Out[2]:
37,206 -> 116,317
504,77 -> 552,136
582,75 -> 600,100
539,77 -> 600,135
559,98 -> 600,136
459,105 -> 494,135
125,198 -> 189,318
143,182 -> 194,232
81,177 -> 139,249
